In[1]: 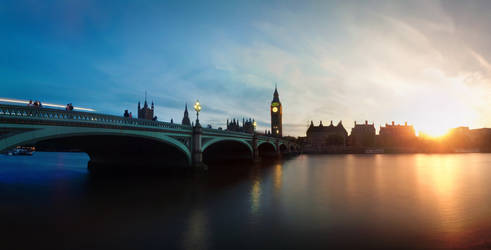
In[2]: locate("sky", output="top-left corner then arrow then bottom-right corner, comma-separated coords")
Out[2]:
2,0 -> 491,137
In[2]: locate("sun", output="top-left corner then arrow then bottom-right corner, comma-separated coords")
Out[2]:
418,126 -> 450,139
409,90 -> 477,139
415,115 -> 459,139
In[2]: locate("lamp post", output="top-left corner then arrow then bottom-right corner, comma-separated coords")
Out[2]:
191,99 -> 205,170
253,120 -> 257,132
194,100 -> 201,127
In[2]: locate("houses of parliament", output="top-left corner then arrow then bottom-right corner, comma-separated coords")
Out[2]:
131,86 -> 284,138
223,85 -> 283,137
127,87 -> 491,153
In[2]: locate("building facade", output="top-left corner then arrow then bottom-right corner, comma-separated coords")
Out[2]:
469,128 -> 491,152
378,121 -> 416,148
137,97 -> 156,121
349,121 -> 376,147
305,120 -> 348,152
226,118 -> 255,134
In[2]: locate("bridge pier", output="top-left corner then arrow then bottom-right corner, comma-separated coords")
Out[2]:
252,133 -> 261,163
192,124 -> 207,171
276,140 -> 282,158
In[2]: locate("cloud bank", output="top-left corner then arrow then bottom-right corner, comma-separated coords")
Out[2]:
2,0 -> 491,136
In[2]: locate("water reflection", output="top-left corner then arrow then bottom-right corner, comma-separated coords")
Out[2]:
415,155 -> 466,236
249,166 -> 262,215
182,209 -> 208,250
1,152 -> 491,249
273,164 -> 282,192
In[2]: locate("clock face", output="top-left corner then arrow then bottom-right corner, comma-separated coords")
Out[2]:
272,107 -> 278,113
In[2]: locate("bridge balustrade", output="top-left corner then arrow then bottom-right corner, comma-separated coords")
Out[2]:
201,128 -> 279,140
0,104 -> 190,130
0,104 -> 284,141
202,127 -> 255,137
0,104 -> 299,170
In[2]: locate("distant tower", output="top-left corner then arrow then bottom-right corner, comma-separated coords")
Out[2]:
270,84 -> 282,137
137,92 -> 154,120
182,103 -> 191,126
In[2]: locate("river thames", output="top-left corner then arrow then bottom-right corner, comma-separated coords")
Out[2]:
1,152 -> 490,249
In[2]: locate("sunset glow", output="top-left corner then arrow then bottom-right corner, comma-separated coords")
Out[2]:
3,1 -> 491,249
2,1 -> 491,135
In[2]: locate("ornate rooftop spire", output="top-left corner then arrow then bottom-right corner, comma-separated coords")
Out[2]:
273,84 -> 280,102
182,103 -> 191,126
144,91 -> 148,108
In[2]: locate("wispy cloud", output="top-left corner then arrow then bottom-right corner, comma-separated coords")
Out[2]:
2,0 -> 491,135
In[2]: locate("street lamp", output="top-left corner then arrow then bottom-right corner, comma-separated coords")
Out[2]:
194,100 -> 201,126
253,120 -> 257,131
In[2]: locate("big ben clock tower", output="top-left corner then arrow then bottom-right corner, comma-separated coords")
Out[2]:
271,85 -> 282,137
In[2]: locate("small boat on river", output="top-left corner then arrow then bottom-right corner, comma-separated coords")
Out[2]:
7,146 -> 35,156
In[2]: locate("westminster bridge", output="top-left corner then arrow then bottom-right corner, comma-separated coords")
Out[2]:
0,104 -> 299,170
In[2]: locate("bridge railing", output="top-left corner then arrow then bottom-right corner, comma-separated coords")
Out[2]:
0,104 -> 295,144
0,104 -> 191,131
201,127 -> 279,139
201,127 -> 255,137
257,135 -> 275,140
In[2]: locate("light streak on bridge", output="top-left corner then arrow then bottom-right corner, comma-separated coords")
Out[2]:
0,98 -> 96,112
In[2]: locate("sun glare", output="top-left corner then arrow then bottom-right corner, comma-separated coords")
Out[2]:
416,116 -> 462,139
418,127 -> 450,139
409,81 -> 478,139
413,108 -> 470,139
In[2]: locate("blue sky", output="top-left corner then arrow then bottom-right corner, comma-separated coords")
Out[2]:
2,1 -> 491,136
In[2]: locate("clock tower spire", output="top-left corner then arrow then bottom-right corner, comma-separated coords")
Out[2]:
271,84 -> 282,137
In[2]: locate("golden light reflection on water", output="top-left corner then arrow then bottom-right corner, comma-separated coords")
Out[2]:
250,168 -> 262,215
415,155 -> 463,233
3,152 -> 491,248
373,154 -> 383,196
329,154 -> 490,246
182,155 -> 491,248
273,164 -> 282,192
344,155 -> 357,198
182,209 -> 208,250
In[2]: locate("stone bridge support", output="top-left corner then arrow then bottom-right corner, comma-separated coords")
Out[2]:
276,140 -> 282,158
192,124 -> 207,170
252,133 -> 260,163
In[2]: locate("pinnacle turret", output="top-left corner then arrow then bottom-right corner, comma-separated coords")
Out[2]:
182,103 -> 191,126
272,83 -> 280,103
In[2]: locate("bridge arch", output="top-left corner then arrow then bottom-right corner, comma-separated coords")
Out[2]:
257,141 -> 277,159
202,137 -> 253,164
279,143 -> 288,153
257,141 -> 277,152
0,127 -> 192,167
202,137 -> 253,153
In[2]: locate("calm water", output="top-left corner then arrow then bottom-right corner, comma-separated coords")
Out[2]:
1,153 -> 491,249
